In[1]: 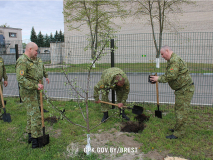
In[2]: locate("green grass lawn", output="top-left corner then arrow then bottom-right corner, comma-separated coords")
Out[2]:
5,62 -> 213,74
0,97 -> 213,160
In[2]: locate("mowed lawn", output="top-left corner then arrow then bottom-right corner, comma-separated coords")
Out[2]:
0,97 -> 213,160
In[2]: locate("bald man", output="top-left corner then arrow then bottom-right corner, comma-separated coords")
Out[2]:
16,42 -> 45,148
150,45 -> 194,139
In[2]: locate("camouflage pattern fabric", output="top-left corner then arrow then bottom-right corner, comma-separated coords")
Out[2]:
16,54 -> 42,138
158,53 -> 193,89
158,53 -> 194,138
0,84 -> 3,116
173,85 -> 194,137
32,57 -> 48,83
31,57 -> 48,104
94,67 -> 130,112
0,57 -> 8,109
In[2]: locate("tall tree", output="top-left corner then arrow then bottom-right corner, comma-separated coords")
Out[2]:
30,27 -> 37,44
49,32 -> 54,43
44,34 -> 50,47
54,30 -> 59,42
58,30 -> 64,42
132,0 -> 194,59
37,31 -> 44,47
64,0 -> 127,60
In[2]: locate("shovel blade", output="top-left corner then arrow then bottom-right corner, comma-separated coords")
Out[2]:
3,113 -> 12,122
155,110 -> 162,119
132,105 -> 143,115
38,134 -> 49,147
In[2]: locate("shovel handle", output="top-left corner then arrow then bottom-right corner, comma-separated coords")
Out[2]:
155,73 -> 159,106
99,100 -> 127,109
0,85 -> 5,109
39,80 -> 45,128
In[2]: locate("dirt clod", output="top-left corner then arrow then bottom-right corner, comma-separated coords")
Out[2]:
134,114 -> 150,123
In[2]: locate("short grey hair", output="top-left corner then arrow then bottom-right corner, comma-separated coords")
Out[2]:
161,45 -> 172,52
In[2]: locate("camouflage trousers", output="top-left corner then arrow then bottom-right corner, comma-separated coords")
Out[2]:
101,88 -> 126,112
0,84 -> 3,115
173,85 -> 195,138
20,88 -> 42,138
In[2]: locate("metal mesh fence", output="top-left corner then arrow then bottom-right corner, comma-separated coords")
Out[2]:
1,32 -> 213,111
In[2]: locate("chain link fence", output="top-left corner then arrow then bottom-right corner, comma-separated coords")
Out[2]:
1,32 -> 213,111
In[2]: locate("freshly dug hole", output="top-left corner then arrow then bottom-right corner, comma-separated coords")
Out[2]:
120,121 -> 146,133
120,114 -> 150,133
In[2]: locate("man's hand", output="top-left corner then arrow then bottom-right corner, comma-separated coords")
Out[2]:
38,84 -> 44,90
46,78 -> 50,84
150,76 -> 159,83
95,99 -> 100,104
117,103 -> 123,108
4,81 -> 8,87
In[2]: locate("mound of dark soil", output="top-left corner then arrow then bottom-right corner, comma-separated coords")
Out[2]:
44,116 -> 58,125
134,113 -> 150,123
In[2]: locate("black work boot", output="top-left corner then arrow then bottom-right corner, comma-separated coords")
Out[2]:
101,112 -> 108,123
121,110 -> 130,121
39,106 -> 49,113
28,133 -> 32,144
32,138 -> 39,148
43,109 -> 49,113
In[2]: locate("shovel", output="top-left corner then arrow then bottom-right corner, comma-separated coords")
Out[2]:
155,73 -> 162,119
0,85 -> 11,122
38,80 -> 49,147
99,100 -> 143,115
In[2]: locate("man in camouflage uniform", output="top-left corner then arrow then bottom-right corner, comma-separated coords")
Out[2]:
31,56 -> 50,112
150,45 -> 195,139
94,67 -> 130,122
16,42 -> 44,148
0,57 -> 8,119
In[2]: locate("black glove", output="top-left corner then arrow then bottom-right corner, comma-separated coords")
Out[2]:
148,75 -> 156,84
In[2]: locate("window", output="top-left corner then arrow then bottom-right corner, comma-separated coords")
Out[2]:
9,32 -> 17,38
10,48 -> 16,53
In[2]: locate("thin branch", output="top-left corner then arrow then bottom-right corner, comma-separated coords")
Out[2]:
43,92 -> 87,129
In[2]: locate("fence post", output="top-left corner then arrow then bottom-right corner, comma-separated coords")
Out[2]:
111,39 -> 115,109
15,44 -> 19,61
15,44 -> 22,103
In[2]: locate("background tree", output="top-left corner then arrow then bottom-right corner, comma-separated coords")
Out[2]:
22,43 -> 27,49
54,30 -> 59,42
49,32 -> 54,43
44,34 -> 50,47
37,31 -> 44,47
0,23 -> 10,27
58,30 -> 64,42
30,27 -> 37,44
64,0 -> 127,61
132,0 -> 194,59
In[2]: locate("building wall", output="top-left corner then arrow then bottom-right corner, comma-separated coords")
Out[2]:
0,27 -> 22,54
64,1 -> 213,36
61,1 -> 213,64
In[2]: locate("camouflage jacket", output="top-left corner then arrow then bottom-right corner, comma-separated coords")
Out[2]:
16,54 -> 42,90
32,57 -> 48,80
94,67 -> 130,103
0,57 -> 8,84
158,53 -> 193,91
